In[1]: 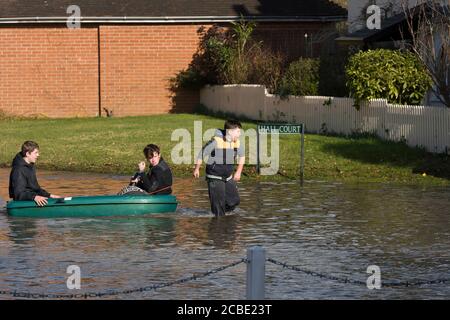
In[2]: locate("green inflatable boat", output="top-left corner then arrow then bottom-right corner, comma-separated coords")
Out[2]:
6,195 -> 178,218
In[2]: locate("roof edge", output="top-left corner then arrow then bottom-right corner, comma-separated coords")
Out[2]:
0,15 -> 348,24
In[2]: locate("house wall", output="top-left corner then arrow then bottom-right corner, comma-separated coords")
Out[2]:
0,21 -> 341,118
252,22 -> 340,61
99,24 -> 209,116
0,27 -> 99,117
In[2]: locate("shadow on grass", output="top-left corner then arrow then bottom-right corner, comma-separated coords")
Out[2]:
319,134 -> 450,181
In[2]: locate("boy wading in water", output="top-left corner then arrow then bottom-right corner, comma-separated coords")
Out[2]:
193,120 -> 245,216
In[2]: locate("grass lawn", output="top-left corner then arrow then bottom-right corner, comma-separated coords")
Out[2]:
0,113 -> 449,186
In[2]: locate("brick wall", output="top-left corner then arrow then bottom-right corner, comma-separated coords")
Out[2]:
100,24 -> 209,117
0,26 -> 99,117
0,21 -> 338,118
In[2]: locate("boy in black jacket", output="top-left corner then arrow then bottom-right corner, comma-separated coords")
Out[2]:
127,144 -> 173,195
9,141 -> 62,206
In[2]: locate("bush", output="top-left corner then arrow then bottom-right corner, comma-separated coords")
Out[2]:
171,20 -> 285,93
247,47 -> 284,93
276,57 -> 320,97
346,49 -> 433,108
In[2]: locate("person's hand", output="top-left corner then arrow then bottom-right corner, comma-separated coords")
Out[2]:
130,177 -> 140,184
34,195 -> 48,207
193,168 -> 200,178
233,172 -> 241,182
138,161 -> 146,172
50,194 -> 63,199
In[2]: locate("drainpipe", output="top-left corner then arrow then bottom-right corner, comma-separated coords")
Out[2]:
97,25 -> 102,117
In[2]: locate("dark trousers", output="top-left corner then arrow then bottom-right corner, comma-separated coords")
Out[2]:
207,178 -> 240,216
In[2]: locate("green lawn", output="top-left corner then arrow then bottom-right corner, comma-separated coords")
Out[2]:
1,113 -> 449,186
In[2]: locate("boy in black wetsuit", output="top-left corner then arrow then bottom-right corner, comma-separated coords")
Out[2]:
193,120 -> 245,216
119,144 -> 173,195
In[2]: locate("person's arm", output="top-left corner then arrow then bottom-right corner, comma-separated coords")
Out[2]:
193,140 -> 216,178
233,156 -> 245,181
193,160 -> 202,178
233,142 -> 245,181
130,161 -> 146,185
36,181 -> 53,198
39,188 -> 61,199
37,187 -> 51,198
12,170 -> 49,205
139,168 -> 162,193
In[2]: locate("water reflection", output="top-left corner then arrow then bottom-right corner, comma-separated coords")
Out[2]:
1,169 -> 450,299
5,218 -> 38,245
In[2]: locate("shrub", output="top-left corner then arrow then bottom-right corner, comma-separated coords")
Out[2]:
171,20 -> 284,92
346,49 -> 433,108
247,47 -> 284,93
276,57 -> 320,97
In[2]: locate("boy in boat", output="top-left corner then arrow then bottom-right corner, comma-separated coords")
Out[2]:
9,141 -> 62,206
193,119 -> 245,216
119,144 -> 173,195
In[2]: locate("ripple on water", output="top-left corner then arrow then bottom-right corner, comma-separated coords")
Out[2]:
0,169 -> 450,299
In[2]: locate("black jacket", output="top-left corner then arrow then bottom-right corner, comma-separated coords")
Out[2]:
136,158 -> 173,195
9,153 -> 51,200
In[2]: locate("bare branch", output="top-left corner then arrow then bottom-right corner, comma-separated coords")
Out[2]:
402,0 -> 450,107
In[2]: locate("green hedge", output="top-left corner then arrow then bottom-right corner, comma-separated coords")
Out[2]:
346,49 -> 432,108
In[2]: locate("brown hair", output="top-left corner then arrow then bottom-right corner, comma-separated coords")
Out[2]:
224,119 -> 242,130
21,141 -> 39,157
143,144 -> 160,159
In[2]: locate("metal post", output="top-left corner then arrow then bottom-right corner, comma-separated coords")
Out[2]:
256,126 -> 261,175
246,246 -> 266,300
300,124 -> 305,184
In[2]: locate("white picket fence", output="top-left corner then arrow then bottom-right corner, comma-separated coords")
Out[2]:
200,85 -> 450,154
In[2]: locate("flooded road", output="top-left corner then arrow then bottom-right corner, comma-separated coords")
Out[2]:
1,168 -> 450,299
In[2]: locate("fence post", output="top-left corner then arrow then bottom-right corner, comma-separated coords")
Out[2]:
246,246 -> 266,300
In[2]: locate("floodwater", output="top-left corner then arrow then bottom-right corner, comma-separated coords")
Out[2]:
0,168 -> 449,299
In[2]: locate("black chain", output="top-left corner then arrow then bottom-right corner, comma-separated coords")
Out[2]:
267,258 -> 367,285
3,256 -> 449,299
267,258 -> 450,288
0,258 -> 247,299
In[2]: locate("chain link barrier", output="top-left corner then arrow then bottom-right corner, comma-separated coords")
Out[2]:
0,258 -> 247,299
267,258 -> 450,288
2,255 -> 450,299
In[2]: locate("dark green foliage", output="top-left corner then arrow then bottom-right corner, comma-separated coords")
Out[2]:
276,58 -> 320,97
346,49 -> 433,108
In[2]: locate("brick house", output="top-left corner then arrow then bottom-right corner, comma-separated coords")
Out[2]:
0,0 -> 347,117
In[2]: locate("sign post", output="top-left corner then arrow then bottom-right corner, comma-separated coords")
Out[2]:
257,123 -> 305,182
